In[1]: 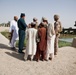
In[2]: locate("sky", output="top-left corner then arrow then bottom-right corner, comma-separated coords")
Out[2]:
0,0 -> 76,28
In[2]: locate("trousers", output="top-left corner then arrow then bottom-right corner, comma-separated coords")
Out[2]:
18,30 -> 25,52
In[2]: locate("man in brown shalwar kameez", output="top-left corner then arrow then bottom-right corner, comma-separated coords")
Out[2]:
35,22 -> 47,62
54,14 -> 62,55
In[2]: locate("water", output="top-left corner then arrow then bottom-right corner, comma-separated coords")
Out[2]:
59,38 -> 73,43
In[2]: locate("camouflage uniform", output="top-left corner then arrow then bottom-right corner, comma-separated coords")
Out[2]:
54,15 -> 62,55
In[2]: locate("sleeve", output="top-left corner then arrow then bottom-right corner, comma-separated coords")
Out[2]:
26,29 -> 29,40
36,31 -> 38,39
21,19 -> 27,28
54,22 -> 59,34
38,28 -> 41,37
47,23 -> 52,38
51,24 -> 55,35
59,21 -> 62,32
36,30 -> 38,39
12,25 -> 15,30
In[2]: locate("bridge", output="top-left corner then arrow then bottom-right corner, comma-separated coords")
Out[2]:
61,28 -> 76,34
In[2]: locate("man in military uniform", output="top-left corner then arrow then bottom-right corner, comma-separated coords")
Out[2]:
18,13 -> 27,53
54,14 -> 62,55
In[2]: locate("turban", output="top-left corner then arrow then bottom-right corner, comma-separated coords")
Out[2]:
31,22 -> 36,25
42,17 -> 48,21
33,17 -> 37,21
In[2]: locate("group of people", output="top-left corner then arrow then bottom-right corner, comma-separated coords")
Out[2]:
9,13 -> 62,62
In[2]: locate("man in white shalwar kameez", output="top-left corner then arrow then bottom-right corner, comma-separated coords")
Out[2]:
47,23 -> 55,60
24,22 -> 37,60
9,16 -> 18,50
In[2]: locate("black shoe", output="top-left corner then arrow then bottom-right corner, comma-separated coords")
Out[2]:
36,59 -> 39,62
11,47 -> 16,50
42,59 -> 44,61
54,52 -> 57,55
18,51 -> 25,54
44,59 -> 48,61
22,47 -> 26,50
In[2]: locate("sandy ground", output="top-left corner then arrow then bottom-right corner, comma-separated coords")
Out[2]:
0,30 -> 76,75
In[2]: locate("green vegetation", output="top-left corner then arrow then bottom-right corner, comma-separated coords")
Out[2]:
1,31 -> 26,47
1,31 -> 9,39
16,40 -> 71,48
1,31 -> 72,48
59,41 -> 71,48
60,34 -> 76,38
16,40 -> 27,47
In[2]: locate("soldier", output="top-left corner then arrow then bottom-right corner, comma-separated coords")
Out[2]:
54,14 -> 62,55
18,13 -> 27,54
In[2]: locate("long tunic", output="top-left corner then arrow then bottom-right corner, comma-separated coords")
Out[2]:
35,27 -> 47,60
47,23 -> 55,59
38,27 -> 47,51
9,20 -> 18,40
47,23 -> 55,53
26,28 -> 37,55
9,20 -> 18,47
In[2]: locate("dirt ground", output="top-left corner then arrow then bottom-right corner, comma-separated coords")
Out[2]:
0,33 -> 76,75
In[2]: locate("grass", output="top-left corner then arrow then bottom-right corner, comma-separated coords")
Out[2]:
1,31 -> 72,48
1,31 -> 26,47
60,34 -> 76,38
16,40 -> 27,47
59,41 -> 71,48
1,31 -> 10,39
16,40 -> 71,48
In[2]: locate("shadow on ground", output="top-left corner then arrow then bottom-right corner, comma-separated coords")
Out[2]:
0,43 -> 25,61
0,43 -> 11,50
5,52 -> 25,61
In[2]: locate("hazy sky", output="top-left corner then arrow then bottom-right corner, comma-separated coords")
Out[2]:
0,0 -> 76,28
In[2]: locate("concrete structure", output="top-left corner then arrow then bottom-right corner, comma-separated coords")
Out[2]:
72,37 -> 76,47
